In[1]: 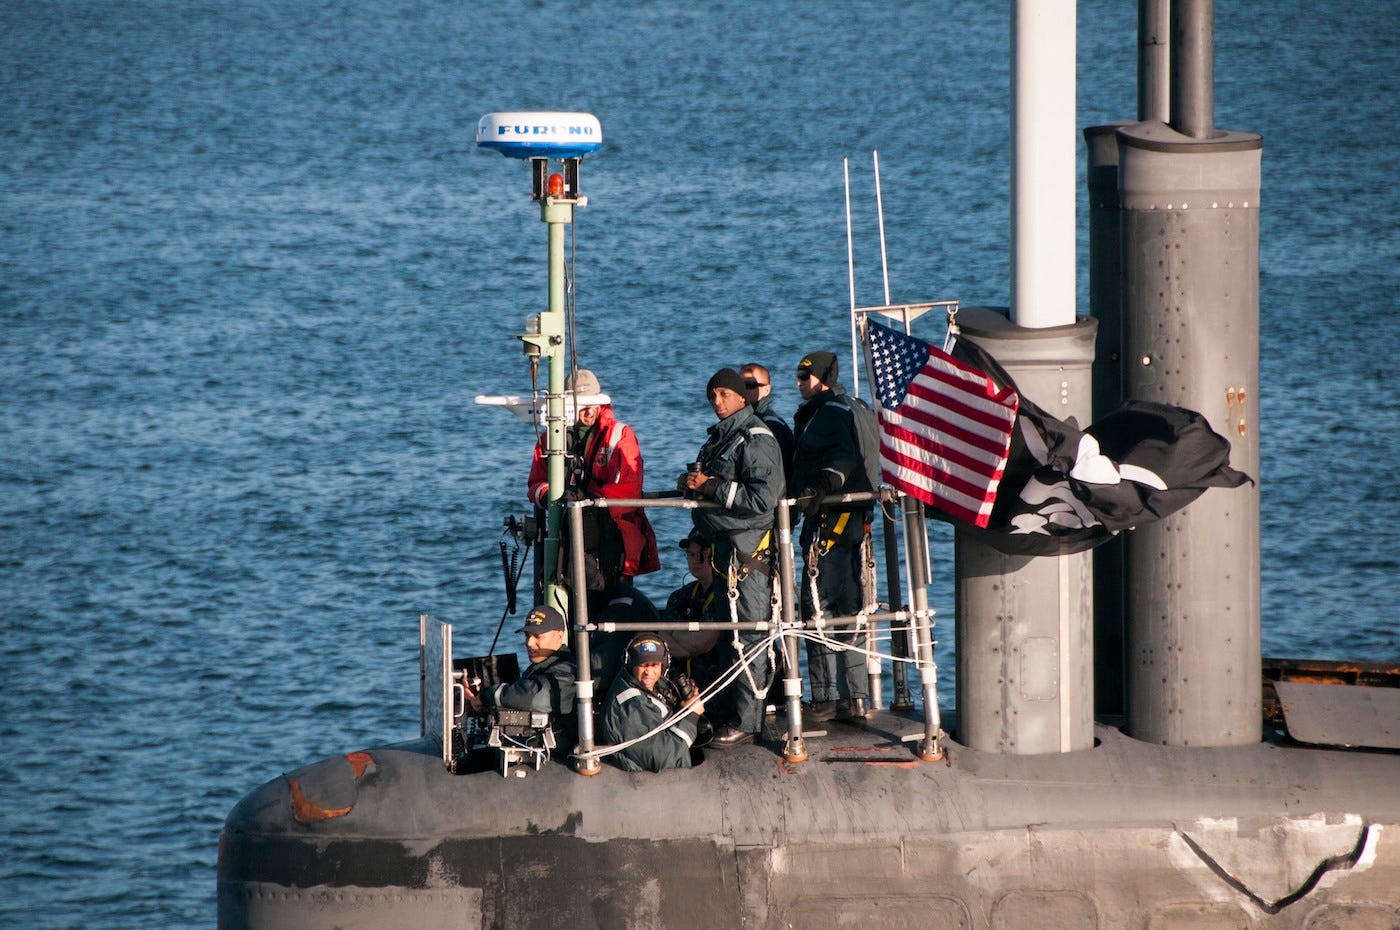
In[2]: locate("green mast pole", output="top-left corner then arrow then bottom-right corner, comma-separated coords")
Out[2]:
475,112 -> 600,628
540,184 -> 572,617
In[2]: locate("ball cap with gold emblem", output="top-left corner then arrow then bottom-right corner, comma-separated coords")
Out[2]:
517,604 -> 567,634
796,351 -> 838,386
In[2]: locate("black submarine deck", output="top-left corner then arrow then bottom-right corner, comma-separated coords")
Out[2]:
218,698 -> 1400,930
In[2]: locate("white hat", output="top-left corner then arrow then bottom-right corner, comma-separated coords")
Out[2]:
566,369 -> 601,395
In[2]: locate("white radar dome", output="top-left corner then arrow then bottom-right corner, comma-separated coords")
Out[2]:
476,112 -> 602,159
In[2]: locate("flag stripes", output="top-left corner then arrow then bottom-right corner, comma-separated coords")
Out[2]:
867,320 -> 1018,527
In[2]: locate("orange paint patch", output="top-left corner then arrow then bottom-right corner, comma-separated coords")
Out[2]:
863,761 -> 920,770
346,751 -> 373,778
289,779 -> 352,823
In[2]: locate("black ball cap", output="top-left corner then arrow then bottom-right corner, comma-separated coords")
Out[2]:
518,604 -> 566,634
797,351 -> 838,386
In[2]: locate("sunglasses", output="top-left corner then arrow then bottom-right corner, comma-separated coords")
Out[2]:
743,379 -> 767,389
796,371 -> 813,380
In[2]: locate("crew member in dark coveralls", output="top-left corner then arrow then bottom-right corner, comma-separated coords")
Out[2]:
677,368 -> 784,748
589,576 -> 662,708
460,604 -> 578,752
790,351 -> 879,722
657,528 -> 725,699
600,633 -> 705,772
658,528 -> 720,673
740,361 -> 795,714
739,362 -> 794,480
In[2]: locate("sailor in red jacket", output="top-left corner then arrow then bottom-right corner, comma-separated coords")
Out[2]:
526,369 -> 660,579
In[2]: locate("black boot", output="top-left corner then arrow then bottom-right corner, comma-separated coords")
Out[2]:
710,725 -> 755,748
835,697 -> 867,721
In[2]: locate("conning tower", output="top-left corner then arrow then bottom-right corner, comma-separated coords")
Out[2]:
1086,0 -> 1262,746
958,0 -> 1261,755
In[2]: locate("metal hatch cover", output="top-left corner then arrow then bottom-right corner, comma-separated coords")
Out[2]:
1274,681 -> 1400,750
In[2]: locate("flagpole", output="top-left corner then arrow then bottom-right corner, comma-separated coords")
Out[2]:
844,157 -> 859,396
874,150 -> 891,307
866,149 -> 893,400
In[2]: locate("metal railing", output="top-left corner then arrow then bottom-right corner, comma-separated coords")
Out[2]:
566,487 -> 943,771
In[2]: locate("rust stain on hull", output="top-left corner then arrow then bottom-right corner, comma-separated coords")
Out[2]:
347,751 -> 373,778
289,779 -> 352,823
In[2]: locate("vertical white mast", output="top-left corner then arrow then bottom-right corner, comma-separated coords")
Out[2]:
874,149 -> 891,308
844,157 -> 860,393
1011,0 -> 1077,328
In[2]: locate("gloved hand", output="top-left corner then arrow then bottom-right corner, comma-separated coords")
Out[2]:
794,486 -> 824,517
696,477 -> 719,500
796,472 -> 839,516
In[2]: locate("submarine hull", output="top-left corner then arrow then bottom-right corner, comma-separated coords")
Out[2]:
217,714 -> 1400,929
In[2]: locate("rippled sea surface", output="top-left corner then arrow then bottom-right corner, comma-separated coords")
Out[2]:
2,1 -> 1396,926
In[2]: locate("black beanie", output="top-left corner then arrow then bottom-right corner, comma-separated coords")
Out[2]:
797,351 -> 838,386
706,367 -> 748,398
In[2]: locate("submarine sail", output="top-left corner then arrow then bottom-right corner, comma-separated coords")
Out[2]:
217,4 -> 1400,928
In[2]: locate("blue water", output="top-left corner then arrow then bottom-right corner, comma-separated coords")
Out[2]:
2,1 -> 1396,926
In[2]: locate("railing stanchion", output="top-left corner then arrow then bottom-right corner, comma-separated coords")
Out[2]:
901,493 -> 944,761
776,500 -> 808,763
884,501 -> 914,710
568,501 -> 602,775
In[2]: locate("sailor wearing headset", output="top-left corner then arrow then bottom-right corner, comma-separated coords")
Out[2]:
600,633 -> 706,772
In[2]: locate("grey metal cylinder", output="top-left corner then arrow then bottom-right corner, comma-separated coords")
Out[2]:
1137,0 -> 1170,123
1117,122 -> 1262,747
954,307 -> 1097,755
1084,124 -> 1129,415
1170,0 -> 1214,139
1084,124 -> 1129,721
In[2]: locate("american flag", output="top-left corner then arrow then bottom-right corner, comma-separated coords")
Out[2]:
866,319 -> 1018,527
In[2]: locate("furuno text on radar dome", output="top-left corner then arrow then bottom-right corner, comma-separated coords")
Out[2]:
476,112 -> 602,159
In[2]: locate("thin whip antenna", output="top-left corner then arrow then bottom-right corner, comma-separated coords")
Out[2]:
844,157 -> 859,395
874,149 -> 891,306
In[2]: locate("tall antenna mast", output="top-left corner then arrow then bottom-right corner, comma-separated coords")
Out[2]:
874,149 -> 891,307
474,111 -> 601,621
844,157 -> 859,394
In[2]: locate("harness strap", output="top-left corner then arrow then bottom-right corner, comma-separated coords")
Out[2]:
719,547 -> 777,699
804,540 -> 825,627
713,528 -> 775,579
817,511 -> 852,556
